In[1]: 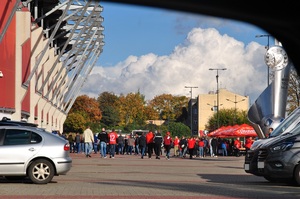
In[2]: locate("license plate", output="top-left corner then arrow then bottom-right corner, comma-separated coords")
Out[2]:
257,161 -> 264,168
244,164 -> 249,170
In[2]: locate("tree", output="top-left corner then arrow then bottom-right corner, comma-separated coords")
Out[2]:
71,95 -> 102,123
118,92 -> 147,128
206,108 -> 249,132
63,112 -> 86,133
97,91 -> 119,110
287,67 -> 300,114
149,94 -> 188,121
100,106 -> 120,128
97,92 -> 121,128
159,122 -> 191,138
66,95 -> 102,132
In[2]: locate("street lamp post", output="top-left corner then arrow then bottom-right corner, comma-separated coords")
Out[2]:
255,34 -> 270,86
226,95 -> 246,123
209,68 -> 227,128
185,86 -> 198,135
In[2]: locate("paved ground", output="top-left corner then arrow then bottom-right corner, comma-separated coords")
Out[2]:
1,152 -> 299,199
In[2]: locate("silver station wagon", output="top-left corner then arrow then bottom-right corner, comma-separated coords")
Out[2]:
0,124 -> 72,184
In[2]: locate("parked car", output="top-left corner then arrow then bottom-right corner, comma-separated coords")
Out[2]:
244,107 -> 300,185
0,117 -> 38,127
0,125 -> 72,184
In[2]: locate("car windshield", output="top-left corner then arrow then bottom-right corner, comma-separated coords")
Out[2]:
270,108 -> 300,137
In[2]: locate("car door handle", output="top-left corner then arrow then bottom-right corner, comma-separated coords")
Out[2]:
29,148 -> 36,151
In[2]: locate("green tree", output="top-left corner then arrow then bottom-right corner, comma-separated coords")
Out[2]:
159,122 -> 191,138
206,108 -> 249,132
100,105 -> 120,129
63,112 -> 86,133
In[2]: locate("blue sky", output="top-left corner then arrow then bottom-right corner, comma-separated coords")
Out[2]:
81,2 -> 275,103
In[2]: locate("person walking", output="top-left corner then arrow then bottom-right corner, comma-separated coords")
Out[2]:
67,133 -> 74,153
153,130 -> 163,159
117,133 -> 125,155
138,132 -> 147,159
127,135 -> 135,155
187,136 -> 196,159
134,134 -> 140,155
163,132 -> 173,160
75,132 -> 81,153
179,136 -> 188,158
108,129 -> 118,158
173,136 -> 180,157
93,133 -> 99,154
98,128 -> 108,158
83,126 -> 94,158
146,131 -> 154,159
198,137 -> 205,158
211,137 -> 218,157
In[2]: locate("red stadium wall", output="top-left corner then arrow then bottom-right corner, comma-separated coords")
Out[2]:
0,0 -> 17,110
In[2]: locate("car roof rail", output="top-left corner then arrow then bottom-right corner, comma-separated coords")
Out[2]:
0,117 -> 38,127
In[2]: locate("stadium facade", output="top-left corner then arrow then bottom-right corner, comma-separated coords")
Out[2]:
0,0 -> 104,132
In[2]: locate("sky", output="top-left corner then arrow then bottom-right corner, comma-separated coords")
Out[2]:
80,2 -> 275,104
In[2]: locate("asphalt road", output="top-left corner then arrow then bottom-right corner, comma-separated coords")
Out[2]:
1,152 -> 299,199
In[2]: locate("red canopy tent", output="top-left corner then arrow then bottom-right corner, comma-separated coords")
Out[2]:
229,124 -> 257,137
207,124 -> 257,138
207,126 -> 226,137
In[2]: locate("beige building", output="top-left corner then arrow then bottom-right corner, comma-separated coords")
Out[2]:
195,88 -> 249,133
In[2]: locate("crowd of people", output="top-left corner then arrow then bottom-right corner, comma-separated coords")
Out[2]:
65,127 -> 254,159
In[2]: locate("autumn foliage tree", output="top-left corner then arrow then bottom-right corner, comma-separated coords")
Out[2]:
64,95 -> 102,133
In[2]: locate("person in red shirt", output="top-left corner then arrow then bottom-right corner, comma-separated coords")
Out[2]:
173,136 -> 180,157
108,129 -> 118,158
198,137 -> 205,158
233,137 -> 242,157
244,136 -> 254,153
187,136 -> 196,159
146,131 -> 154,159
163,132 -> 173,160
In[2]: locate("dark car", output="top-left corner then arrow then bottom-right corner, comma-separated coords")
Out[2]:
244,107 -> 300,184
247,125 -> 300,185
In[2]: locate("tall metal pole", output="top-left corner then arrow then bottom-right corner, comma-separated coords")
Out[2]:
255,34 -> 270,86
185,86 -> 198,135
209,68 -> 227,128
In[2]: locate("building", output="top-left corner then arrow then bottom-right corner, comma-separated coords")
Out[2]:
187,88 -> 249,136
0,1 -> 104,132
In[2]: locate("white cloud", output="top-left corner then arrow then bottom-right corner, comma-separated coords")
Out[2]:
81,27 -> 267,102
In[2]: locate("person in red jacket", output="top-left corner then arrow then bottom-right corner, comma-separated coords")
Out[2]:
198,137 -> 205,158
244,136 -> 254,153
146,131 -> 154,159
187,136 -> 196,159
163,132 -> 173,160
233,137 -> 242,157
173,136 -> 180,157
108,129 -> 118,158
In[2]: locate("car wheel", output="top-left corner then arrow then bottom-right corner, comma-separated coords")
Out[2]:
28,159 -> 55,184
294,164 -> 300,186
